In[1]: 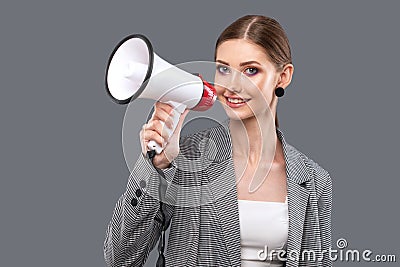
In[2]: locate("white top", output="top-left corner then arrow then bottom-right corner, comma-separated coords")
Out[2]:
238,196 -> 288,267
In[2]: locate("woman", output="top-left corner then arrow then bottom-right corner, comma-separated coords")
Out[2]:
104,15 -> 333,267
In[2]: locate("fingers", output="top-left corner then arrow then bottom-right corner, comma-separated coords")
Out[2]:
140,102 -> 189,157
143,119 -> 171,141
140,103 -> 175,151
141,126 -> 165,148
155,101 -> 174,114
151,102 -> 174,128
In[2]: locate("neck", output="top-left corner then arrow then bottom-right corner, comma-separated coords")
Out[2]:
229,112 -> 278,165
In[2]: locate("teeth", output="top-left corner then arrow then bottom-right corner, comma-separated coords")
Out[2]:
227,98 -> 246,104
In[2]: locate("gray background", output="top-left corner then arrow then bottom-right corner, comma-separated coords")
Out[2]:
1,0 -> 399,266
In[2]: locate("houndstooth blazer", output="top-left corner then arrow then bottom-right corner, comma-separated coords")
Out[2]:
103,120 -> 333,267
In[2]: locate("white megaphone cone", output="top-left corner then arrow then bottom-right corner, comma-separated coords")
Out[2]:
105,34 -> 217,154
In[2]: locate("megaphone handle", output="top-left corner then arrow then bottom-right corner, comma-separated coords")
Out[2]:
147,101 -> 186,154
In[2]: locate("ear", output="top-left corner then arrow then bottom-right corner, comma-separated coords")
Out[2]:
276,64 -> 294,89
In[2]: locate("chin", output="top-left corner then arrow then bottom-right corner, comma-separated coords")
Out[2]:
224,108 -> 255,122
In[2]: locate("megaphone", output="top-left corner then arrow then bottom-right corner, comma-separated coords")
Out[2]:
105,34 -> 217,154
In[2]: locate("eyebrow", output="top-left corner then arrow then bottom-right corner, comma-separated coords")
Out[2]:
216,59 -> 261,67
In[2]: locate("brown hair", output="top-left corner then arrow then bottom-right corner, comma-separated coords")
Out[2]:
215,15 -> 292,127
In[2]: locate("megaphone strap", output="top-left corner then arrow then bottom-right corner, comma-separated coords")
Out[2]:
147,150 -> 168,267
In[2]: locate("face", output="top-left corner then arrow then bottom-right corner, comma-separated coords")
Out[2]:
214,39 -> 281,121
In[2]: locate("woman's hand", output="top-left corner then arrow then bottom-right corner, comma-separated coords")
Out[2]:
140,101 -> 189,169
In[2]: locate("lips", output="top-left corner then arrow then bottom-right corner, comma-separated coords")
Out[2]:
227,97 -> 247,103
223,95 -> 250,108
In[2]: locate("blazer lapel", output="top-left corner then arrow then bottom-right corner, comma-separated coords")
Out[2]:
277,127 -> 311,267
205,121 -> 242,266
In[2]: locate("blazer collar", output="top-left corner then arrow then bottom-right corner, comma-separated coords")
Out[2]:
276,127 -> 312,184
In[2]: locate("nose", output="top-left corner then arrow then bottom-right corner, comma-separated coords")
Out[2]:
226,71 -> 243,93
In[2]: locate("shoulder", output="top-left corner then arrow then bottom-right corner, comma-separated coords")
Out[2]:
180,122 -> 228,141
178,123 -> 230,162
287,142 -> 332,199
178,125 -> 214,152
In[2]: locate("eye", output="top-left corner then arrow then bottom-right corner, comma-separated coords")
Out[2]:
217,65 -> 231,75
244,67 -> 258,76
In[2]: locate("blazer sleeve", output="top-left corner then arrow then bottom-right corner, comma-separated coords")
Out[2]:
103,153 -> 177,267
317,173 -> 333,266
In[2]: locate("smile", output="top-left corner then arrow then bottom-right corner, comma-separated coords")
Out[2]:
227,97 -> 248,104
223,95 -> 250,108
